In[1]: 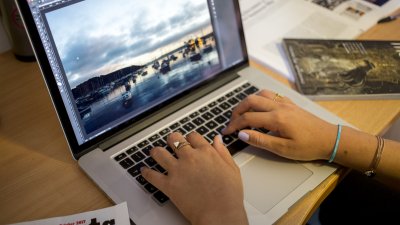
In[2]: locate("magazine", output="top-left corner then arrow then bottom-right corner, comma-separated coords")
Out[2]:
282,38 -> 400,100
239,0 -> 400,82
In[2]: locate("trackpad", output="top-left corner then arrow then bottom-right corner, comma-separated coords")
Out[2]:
240,150 -> 313,214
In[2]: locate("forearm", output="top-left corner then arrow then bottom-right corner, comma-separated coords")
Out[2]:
331,126 -> 400,180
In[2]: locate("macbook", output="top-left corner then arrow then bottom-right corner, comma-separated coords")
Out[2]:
16,0 -> 348,224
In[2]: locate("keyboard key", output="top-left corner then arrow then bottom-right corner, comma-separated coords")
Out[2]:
179,117 -> 190,124
128,162 -> 145,177
144,183 -> 158,193
207,131 -> 219,141
201,112 -> 214,120
242,83 -> 251,88
236,93 -> 247,100
234,87 -> 243,93
145,157 -> 157,167
217,125 -> 225,134
114,152 -> 127,161
208,101 -> 217,108
142,145 -> 153,156
126,147 -> 138,155
153,191 -> 169,204
228,97 -> 239,105
174,128 -> 187,135
217,96 -> 226,102
149,134 -> 160,142
132,152 -> 146,162
210,107 -> 222,116
138,140 -> 149,148
136,175 -> 148,185
153,139 -> 166,147
169,122 -> 180,130
119,158 -> 134,169
192,117 -> 205,126
199,106 -> 208,113
183,122 -> 196,133
223,111 -> 232,119
227,139 -> 249,155
225,91 -> 234,98
220,102 -> 230,110
222,135 -> 235,145
196,126 -> 209,135
244,86 -> 259,95
205,121 -> 218,130
215,115 -> 227,124
189,111 -> 200,118
159,128 -> 170,136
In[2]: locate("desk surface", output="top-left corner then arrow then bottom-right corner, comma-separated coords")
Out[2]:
1,18 -> 400,225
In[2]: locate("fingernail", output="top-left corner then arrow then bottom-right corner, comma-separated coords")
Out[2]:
238,131 -> 249,142
221,127 -> 227,134
217,134 -> 223,143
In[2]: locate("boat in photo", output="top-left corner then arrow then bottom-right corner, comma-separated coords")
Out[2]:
160,59 -> 171,74
122,91 -> 132,107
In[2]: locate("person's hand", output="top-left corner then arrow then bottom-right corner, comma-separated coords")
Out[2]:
141,132 -> 249,225
222,89 -> 338,161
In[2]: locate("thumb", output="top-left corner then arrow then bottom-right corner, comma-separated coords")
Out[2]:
238,130 -> 286,155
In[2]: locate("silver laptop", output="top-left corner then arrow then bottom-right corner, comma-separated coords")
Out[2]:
16,0 -> 347,224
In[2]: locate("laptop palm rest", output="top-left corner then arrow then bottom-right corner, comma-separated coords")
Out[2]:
235,147 -> 313,214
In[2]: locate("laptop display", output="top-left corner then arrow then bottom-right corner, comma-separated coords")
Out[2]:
21,0 -> 247,154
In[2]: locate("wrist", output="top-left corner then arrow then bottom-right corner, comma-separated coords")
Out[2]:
327,124 -> 342,163
193,205 -> 248,225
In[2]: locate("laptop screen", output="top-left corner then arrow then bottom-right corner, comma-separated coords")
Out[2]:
20,0 -> 246,151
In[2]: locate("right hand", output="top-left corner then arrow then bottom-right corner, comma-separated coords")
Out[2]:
222,89 -> 339,161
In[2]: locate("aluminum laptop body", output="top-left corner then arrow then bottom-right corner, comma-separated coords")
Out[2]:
16,0 -> 347,224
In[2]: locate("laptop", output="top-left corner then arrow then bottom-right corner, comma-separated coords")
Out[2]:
16,0 -> 348,224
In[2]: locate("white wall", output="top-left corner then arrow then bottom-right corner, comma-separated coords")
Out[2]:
0,23 -> 11,53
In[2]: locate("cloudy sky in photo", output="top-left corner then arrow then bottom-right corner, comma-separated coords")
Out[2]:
46,0 -> 212,88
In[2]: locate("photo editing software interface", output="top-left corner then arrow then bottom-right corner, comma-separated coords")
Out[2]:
27,0 -> 244,145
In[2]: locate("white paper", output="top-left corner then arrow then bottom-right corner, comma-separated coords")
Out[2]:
240,0 -> 400,81
9,202 -> 130,225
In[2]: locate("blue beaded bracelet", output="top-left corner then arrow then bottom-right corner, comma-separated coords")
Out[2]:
329,124 -> 342,163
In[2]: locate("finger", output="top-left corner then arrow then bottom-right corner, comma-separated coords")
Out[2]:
213,135 -> 236,167
167,132 -> 193,158
230,94 -> 276,121
185,131 -> 209,150
258,90 -> 292,104
150,147 -> 177,171
223,112 -> 279,134
237,130 -> 291,159
141,167 -> 169,193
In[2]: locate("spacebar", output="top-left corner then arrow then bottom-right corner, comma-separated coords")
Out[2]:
227,139 -> 248,155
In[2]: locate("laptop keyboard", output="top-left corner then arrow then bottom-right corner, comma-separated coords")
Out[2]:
113,82 -> 260,205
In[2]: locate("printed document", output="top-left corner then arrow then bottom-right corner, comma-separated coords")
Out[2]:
9,202 -> 130,225
240,0 -> 400,81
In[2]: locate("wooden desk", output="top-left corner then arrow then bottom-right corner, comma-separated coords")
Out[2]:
1,18 -> 399,225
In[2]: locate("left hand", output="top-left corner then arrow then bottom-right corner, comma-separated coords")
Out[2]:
141,132 -> 249,225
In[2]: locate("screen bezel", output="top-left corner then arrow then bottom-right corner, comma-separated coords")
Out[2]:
15,0 -> 249,159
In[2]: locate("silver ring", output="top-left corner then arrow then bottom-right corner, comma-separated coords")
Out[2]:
173,141 -> 191,151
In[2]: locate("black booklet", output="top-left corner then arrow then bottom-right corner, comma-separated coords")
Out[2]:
282,38 -> 400,100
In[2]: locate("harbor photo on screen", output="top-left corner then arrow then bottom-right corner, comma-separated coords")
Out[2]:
45,0 -> 221,136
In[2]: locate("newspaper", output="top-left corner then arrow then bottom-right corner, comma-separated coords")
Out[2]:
9,202 -> 130,225
240,0 -> 400,82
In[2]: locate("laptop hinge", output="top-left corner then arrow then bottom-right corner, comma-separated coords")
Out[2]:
98,68 -> 243,151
